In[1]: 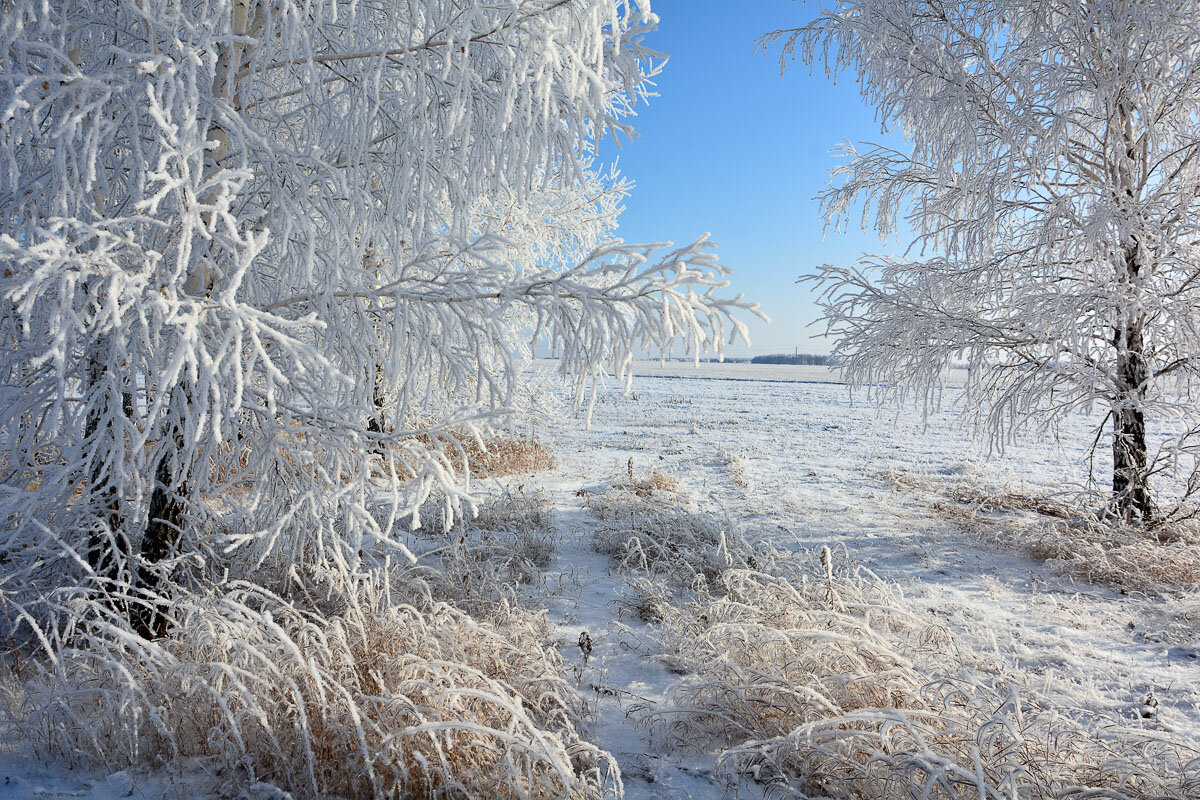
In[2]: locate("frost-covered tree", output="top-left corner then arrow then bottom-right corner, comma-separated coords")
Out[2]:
771,0 -> 1200,522
0,0 -> 757,635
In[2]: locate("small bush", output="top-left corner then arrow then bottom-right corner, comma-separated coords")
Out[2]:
398,491 -> 557,617
411,488 -> 554,536
419,529 -> 558,619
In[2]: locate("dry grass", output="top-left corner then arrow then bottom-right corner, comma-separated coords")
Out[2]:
714,448 -> 750,488
605,458 -> 679,497
584,486 -> 788,622
649,548 -> 1199,800
620,470 -> 679,496
947,485 -> 1077,520
412,488 -> 554,535
420,529 -> 557,619
890,471 -> 1200,593
401,491 -> 558,618
612,575 -> 676,624
988,515 -> 1200,591
11,575 -> 619,800
586,490 -> 769,591
455,435 -> 557,478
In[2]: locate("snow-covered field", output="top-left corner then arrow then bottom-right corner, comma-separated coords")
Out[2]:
4,362 -> 1197,799
526,364 -> 1200,798
546,358 -> 970,385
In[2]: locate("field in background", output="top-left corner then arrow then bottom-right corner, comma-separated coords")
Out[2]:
534,358 -> 971,386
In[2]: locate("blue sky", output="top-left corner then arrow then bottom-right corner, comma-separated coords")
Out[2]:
603,0 -> 902,357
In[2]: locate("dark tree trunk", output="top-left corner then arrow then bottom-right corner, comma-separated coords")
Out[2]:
366,361 -> 389,453
1112,359 -> 1152,521
1111,250 -> 1154,523
132,399 -> 188,640
1108,99 -> 1155,524
83,343 -> 130,588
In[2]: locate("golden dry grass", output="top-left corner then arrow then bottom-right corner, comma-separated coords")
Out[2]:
18,581 -> 617,800
651,550 -> 1198,800
608,457 -> 679,497
620,470 -> 679,496
890,471 -> 1200,592
585,488 -> 776,599
445,434 -> 556,478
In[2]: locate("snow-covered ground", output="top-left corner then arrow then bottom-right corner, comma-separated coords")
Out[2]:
530,362 -> 1200,798
3,362 -> 1197,799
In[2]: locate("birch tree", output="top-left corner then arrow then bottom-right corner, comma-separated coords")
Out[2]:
771,0 -> 1200,522
0,0 -> 758,635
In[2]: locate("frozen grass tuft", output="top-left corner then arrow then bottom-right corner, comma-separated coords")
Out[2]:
993,516 -> 1200,592
7,573 -> 619,800
394,490 -> 557,618
411,487 -> 554,535
586,490 -> 770,590
459,435 -> 557,478
620,470 -> 679,496
649,549 -> 1199,800
613,574 -> 676,624
714,448 -> 750,488
607,458 -> 680,497
951,486 -> 1200,591
417,529 -> 558,619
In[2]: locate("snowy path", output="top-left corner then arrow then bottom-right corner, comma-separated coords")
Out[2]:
538,504 -> 747,800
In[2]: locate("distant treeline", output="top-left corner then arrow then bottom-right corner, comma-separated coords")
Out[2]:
750,353 -> 833,366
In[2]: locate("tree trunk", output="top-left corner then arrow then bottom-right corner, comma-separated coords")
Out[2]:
127,0 -> 253,639
83,340 -> 130,588
1109,93 -> 1154,524
1111,251 -> 1153,522
132,395 -> 187,640
363,244 -> 390,445
366,363 -> 388,437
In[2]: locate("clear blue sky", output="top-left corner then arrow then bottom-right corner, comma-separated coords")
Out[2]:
603,0 -> 902,357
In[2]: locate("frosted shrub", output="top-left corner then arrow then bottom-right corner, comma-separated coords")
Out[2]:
652,550 -> 1198,800
459,436 -> 558,479
10,575 -> 619,800
409,488 -> 555,536
420,531 -> 558,619
466,490 -> 557,538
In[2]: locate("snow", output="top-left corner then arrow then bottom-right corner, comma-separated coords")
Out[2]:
0,754 -> 221,800
533,363 -> 1200,797
585,360 -> 970,386
3,361 -> 1196,799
